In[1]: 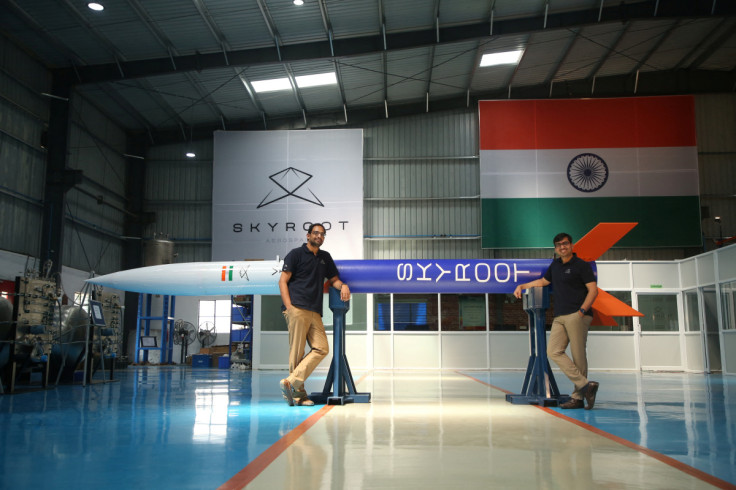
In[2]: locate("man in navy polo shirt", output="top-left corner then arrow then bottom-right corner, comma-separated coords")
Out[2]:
278,223 -> 350,406
513,232 -> 599,409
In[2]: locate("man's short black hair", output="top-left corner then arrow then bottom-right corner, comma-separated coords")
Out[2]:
553,232 -> 572,245
308,223 -> 325,234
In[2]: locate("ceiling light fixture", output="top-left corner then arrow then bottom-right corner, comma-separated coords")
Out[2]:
293,0 -> 304,5
479,49 -> 524,67
87,2 -> 104,11
186,152 -> 196,158
252,77 -> 293,93
295,72 -> 337,88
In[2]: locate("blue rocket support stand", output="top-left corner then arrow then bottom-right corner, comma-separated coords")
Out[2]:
310,288 -> 371,406
506,287 -> 570,407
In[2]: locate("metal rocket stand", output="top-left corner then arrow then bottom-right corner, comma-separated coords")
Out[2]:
310,288 -> 371,406
506,287 -> 570,407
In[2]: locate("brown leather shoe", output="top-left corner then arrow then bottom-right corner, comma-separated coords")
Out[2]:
280,379 -> 294,406
583,381 -> 599,410
294,389 -> 314,406
560,398 -> 584,409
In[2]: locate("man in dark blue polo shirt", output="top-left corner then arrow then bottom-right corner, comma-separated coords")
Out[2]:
513,232 -> 599,409
278,223 -> 350,406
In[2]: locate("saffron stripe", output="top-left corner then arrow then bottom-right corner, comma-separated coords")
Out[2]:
221,266 -> 226,282
479,96 -> 696,150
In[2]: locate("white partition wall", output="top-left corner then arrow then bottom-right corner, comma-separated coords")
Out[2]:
251,244 -> 736,374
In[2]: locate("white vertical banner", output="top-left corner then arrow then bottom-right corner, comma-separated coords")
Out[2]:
212,129 -> 364,261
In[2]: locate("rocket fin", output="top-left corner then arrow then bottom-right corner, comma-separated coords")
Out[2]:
573,223 -> 638,261
593,288 -> 644,318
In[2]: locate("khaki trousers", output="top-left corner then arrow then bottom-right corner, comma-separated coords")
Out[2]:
283,307 -> 329,391
547,312 -> 593,400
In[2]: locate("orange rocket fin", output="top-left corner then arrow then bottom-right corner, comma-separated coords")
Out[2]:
590,288 -> 644,327
573,223 -> 638,261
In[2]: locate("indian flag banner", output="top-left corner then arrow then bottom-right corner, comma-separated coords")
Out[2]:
479,96 -> 701,248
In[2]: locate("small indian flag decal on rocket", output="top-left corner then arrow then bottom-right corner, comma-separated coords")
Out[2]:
221,265 -> 233,281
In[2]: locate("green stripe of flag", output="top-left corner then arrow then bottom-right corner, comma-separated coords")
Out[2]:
481,196 -> 702,248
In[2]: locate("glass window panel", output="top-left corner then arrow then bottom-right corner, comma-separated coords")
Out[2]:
684,290 -> 700,332
702,287 -> 722,371
346,294 -> 367,332
393,294 -> 438,331
214,317 -> 230,334
261,295 -> 287,331
322,293 -> 367,331
199,300 -> 215,317
721,280 -> 736,331
215,299 -> 231,316
638,294 -> 679,332
590,291 -> 634,332
441,294 -> 486,331
374,294 -> 391,331
487,293 -> 552,331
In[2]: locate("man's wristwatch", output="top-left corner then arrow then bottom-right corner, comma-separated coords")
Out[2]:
579,308 -> 586,314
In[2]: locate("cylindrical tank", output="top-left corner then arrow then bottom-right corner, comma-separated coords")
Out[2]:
143,234 -> 176,266
49,305 -> 91,381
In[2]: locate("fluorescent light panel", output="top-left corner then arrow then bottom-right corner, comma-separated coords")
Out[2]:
252,78 -> 292,93
479,50 -> 523,67
295,72 -> 337,88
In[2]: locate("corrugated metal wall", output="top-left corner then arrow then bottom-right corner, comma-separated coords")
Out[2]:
63,95 -> 127,274
138,95 -> 736,264
695,93 -> 736,252
362,108 -> 491,259
144,141 -> 213,263
0,33 -> 128,276
0,34 -> 49,260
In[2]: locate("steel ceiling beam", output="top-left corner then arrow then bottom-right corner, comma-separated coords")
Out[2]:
679,17 -> 736,69
54,1 -> 736,86
141,67 -> 736,145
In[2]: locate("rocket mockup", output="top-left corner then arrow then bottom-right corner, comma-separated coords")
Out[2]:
86,223 -> 643,325
85,258 -> 553,296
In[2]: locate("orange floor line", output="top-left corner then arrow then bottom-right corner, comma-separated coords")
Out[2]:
218,404 -> 335,490
539,407 -> 736,490
460,371 -> 735,490
220,372 -> 372,489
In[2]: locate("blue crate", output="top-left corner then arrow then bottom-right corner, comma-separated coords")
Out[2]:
192,354 -> 211,368
231,329 -> 250,342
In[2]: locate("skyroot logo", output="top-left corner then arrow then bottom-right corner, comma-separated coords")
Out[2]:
258,167 -> 323,208
232,221 -> 349,233
396,262 -> 529,283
